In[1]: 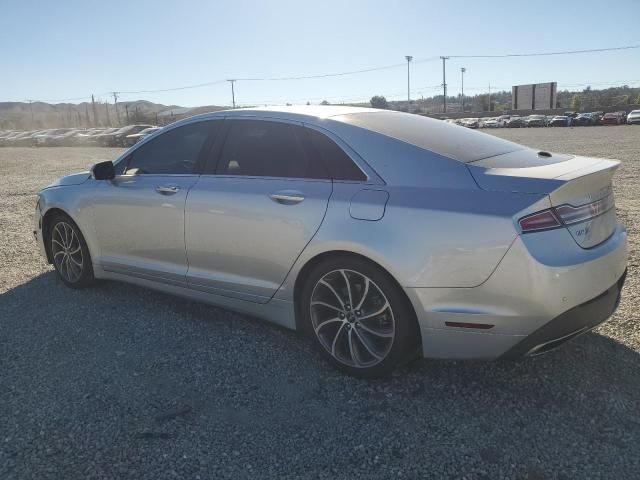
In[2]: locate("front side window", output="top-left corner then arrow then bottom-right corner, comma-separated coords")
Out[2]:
125,121 -> 216,175
216,120 -> 328,179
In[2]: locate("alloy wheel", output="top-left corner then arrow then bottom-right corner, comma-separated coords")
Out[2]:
51,221 -> 84,283
310,269 -> 395,368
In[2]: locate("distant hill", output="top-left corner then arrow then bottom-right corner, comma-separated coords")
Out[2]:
0,100 -> 227,130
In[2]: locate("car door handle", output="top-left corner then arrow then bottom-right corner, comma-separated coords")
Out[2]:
269,191 -> 305,204
155,185 -> 180,195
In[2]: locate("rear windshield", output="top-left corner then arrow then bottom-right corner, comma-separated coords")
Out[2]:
334,111 -> 524,163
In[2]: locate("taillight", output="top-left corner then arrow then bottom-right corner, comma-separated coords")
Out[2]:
519,195 -> 615,233
554,194 -> 614,225
519,210 -> 561,232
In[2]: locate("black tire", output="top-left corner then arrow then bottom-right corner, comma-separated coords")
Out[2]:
300,255 -> 420,378
48,212 -> 95,289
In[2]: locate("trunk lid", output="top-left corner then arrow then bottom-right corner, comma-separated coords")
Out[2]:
467,149 -> 620,248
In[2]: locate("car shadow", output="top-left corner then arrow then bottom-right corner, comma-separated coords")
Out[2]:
2,271 -> 639,477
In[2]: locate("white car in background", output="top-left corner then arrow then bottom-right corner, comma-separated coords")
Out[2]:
497,115 -> 511,127
480,118 -> 499,128
627,110 -> 640,125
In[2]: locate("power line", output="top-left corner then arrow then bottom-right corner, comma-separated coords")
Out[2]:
20,45 -> 640,103
448,45 -> 640,58
235,57 -> 439,81
118,80 -> 228,94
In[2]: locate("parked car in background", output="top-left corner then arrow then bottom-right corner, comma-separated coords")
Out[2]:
591,112 -> 604,124
627,110 -> 640,125
34,106 -> 628,377
72,128 -> 105,145
525,115 -> 546,127
496,115 -> 511,127
123,126 -> 162,147
480,118 -> 499,128
506,116 -> 525,128
601,112 -> 623,125
3,130 -> 41,146
549,116 -> 570,127
1,131 -> 33,146
462,118 -> 479,129
89,128 -> 120,146
572,113 -> 597,126
33,129 -> 74,146
98,125 -> 154,147
49,129 -> 87,146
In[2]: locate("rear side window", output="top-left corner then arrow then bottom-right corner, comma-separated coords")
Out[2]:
305,128 -> 366,181
216,120 -> 328,179
125,121 -> 216,175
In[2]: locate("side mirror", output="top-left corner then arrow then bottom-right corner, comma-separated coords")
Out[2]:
91,160 -> 115,180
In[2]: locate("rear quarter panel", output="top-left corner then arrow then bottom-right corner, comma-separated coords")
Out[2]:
275,182 -> 547,301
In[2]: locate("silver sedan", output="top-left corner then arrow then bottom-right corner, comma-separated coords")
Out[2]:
34,106 -> 628,377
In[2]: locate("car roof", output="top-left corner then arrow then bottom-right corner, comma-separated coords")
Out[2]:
171,105 -> 524,164
188,105 -> 385,123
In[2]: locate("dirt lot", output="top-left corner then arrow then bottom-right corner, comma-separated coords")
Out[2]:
1,126 -> 639,479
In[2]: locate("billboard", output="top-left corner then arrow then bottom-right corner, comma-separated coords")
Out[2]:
512,82 -> 557,110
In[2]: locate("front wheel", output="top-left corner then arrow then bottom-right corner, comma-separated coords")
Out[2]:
300,256 -> 420,378
49,213 -> 95,288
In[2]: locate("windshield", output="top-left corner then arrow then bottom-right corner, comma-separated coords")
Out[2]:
336,111 -> 524,163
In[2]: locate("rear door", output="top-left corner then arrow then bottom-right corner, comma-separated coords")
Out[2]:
185,118 -> 332,303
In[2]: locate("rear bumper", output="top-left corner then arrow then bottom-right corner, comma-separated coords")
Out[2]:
501,269 -> 626,358
407,222 -> 628,359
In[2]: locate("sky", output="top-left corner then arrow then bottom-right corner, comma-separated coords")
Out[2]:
1,0 -> 639,107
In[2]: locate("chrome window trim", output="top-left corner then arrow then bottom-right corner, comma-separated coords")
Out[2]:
197,173 -> 332,183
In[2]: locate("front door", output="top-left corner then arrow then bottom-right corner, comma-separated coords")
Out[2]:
92,120 -> 218,285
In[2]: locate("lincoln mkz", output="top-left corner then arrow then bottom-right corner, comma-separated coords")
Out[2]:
34,106 -> 628,376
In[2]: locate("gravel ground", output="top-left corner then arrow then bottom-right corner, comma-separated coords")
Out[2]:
1,127 -> 639,479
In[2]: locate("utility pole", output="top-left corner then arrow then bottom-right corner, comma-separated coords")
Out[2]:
112,92 -> 121,125
91,94 -> 98,127
405,56 -> 413,112
440,56 -> 449,113
488,82 -> 491,112
227,79 -> 236,108
125,104 -> 129,124
26,99 -> 35,128
460,67 -> 466,113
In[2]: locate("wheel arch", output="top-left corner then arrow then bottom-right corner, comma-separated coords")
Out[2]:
41,207 -> 82,264
292,250 -> 422,349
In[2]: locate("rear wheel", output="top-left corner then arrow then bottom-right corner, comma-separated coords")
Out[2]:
300,256 -> 419,378
48,213 -> 95,288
